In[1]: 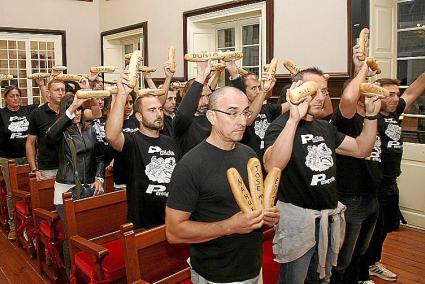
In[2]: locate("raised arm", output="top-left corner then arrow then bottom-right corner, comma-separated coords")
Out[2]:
336,96 -> 381,158
143,71 -> 157,89
209,66 -> 224,91
401,72 -> 425,110
158,62 -> 175,106
105,75 -> 132,152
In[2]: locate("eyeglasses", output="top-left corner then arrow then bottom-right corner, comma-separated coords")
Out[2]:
210,109 -> 253,120
320,88 -> 329,97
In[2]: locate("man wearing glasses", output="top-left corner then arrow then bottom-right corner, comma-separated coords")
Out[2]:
263,67 -> 381,284
166,86 -> 279,284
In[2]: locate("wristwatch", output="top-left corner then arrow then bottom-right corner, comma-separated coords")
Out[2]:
364,115 -> 378,120
31,168 -> 38,173
95,177 -> 105,183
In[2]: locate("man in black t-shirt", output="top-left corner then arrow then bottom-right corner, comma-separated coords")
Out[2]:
263,68 -> 381,284
172,61 -> 212,155
166,86 -> 279,283
106,77 -> 180,229
330,49 -> 382,284
362,73 -> 425,282
162,89 -> 177,136
0,86 -> 38,240
26,79 -> 64,180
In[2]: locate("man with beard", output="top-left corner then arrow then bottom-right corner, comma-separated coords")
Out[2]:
361,72 -> 425,282
263,67 -> 381,284
106,75 -> 180,229
166,86 -> 279,283
173,61 -> 212,155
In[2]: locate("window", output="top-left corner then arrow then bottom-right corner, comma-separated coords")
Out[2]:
215,19 -> 262,87
397,0 -> 425,143
0,33 -> 63,107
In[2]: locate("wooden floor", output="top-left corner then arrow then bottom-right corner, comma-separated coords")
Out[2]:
0,225 -> 424,283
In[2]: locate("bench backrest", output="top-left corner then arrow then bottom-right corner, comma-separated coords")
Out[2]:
121,224 -> 190,283
29,174 -> 55,211
8,160 -> 30,193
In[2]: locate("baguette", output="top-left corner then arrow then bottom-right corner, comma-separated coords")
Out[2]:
360,83 -> 389,98
211,62 -> 226,71
52,65 -> 67,72
27,73 -> 51,79
168,46 -> 176,73
283,60 -> 300,76
56,74 -> 82,82
139,66 -> 157,73
247,158 -> 264,210
90,66 -> 116,73
358,28 -> 370,61
128,50 -> 143,88
323,74 -> 330,80
0,74 -> 13,81
136,88 -> 167,97
184,51 -> 243,62
76,89 -> 111,99
227,168 -> 255,213
170,81 -> 187,89
289,81 -> 319,105
238,67 -> 249,76
366,57 -> 381,74
262,58 -> 278,92
105,85 -> 118,94
263,167 -> 281,209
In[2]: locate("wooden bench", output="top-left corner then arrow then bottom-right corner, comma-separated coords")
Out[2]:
63,190 -> 128,283
0,169 -> 9,232
8,160 -> 33,256
121,223 -> 191,284
30,175 -> 66,284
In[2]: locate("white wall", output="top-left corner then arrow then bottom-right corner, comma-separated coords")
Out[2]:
100,0 -> 349,78
0,0 -> 101,74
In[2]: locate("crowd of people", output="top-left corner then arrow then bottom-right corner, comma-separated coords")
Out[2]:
0,40 -> 424,284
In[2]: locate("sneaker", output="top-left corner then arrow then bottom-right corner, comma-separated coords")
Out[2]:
369,262 -> 397,281
7,229 -> 16,241
359,281 -> 375,284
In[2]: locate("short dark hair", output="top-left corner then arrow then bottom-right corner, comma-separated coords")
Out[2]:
3,85 -> 21,98
374,78 -> 401,87
134,94 -> 156,113
208,86 -> 245,110
292,67 -> 324,83
47,79 -> 65,91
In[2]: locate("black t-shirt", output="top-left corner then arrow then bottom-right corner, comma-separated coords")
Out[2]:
91,117 -> 113,166
241,103 -> 281,158
162,114 -> 174,137
378,98 -> 406,180
0,104 -> 38,158
167,141 -> 262,283
28,103 -> 59,170
331,107 -> 382,196
121,131 -> 180,229
173,81 -> 211,155
112,115 -> 139,185
264,113 -> 346,210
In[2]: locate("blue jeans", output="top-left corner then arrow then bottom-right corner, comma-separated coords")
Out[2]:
331,195 -> 378,284
278,221 -> 321,284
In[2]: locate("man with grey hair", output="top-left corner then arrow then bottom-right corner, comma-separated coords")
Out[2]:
166,86 -> 279,283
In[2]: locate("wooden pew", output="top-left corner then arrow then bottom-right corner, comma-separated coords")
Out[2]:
30,175 -> 66,284
0,169 -> 9,232
8,160 -> 33,256
120,223 -> 191,284
105,167 -> 114,193
63,190 -> 128,283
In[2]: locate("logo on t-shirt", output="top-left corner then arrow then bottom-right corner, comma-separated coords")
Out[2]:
366,136 -> 381,162
385,123 -> 401,142
8,116 -> 29,139
254,114 -> 270,140
305,143 -> 333,172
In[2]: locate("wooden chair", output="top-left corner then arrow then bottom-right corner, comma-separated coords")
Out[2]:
120,224 -> 191,284
9,160 -> 34,256
30,175 -> 66,284
105,167 -> 114,193
0,169 -> 9,232
63,190 -> 128,283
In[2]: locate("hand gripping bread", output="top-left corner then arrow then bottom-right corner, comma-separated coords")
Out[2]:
263,167 -> 281,209
227,168 -> 255,213
360,83 -> 389,98
90,66 -> 116,73
27,73 -> 51,79
247,158 -> 264,210
238,67 -> 249,76
211,62 -> 226,71
283,60 -> 300,76
56,74 -> 82,82
168,46 -> 176,73
127,50 -> 143,88
136,88 -> 167,97
262,58 -> 278,92
289,81 -> 319,105
366,57 -> 381,74
323,74 -> 330,80
358,28 -> 370,61
184,51 -> 243,62
76,89 -> 111,99
139,66 -> 157,73
0,74 -> 13,81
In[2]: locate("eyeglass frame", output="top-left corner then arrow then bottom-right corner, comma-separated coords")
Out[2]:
209,108 -> 253,120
